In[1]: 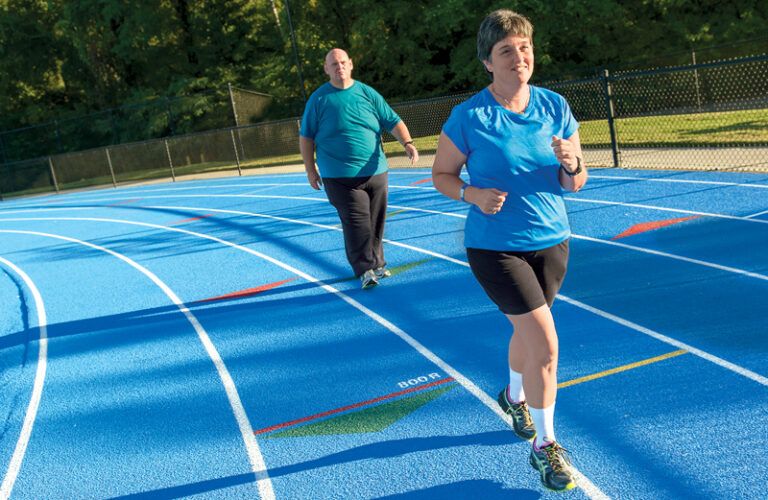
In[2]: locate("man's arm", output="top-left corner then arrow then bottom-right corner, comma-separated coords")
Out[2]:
389,121 -> 420,165
299,135 -> 322,190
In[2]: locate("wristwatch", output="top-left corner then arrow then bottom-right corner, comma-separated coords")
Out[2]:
459,183 -> 469,202
561,157 -> 583,177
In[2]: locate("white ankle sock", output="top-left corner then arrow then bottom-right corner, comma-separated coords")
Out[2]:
508,368 -> 525,402
530,402 -> 556,448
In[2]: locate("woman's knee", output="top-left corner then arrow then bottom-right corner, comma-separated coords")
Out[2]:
528,344 -> 558,372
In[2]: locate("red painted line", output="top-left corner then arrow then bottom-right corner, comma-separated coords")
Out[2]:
170,214 -> 214,225
197,277 -> 296,303
410,177 -> 433,185
254,377 -> 455,435
106,198 -> 141,206
612,215 -> 700,240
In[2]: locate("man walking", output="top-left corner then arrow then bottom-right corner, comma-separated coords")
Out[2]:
300,48 -> 419,289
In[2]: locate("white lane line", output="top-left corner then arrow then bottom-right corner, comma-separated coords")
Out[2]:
0,201 -> 469,223
5,181 -> 764,228
0,196 -> 763,280
557,295 -> 768,386
147,201 -> 768,281
0,171 -> 433,208
142,207 -> 766,387
589,174 -> 768,189
0,230 -> 275,500
5,211 -> 767,391
0,217 -> 607,498
0,258 -> 48,500
572,235 -> 767,281
146,199 -> 766,281
745,209 -> 768,219
563,196 -> 768,225
3,169 -> 760,209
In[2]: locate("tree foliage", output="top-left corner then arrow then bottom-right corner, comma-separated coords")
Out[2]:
0,0 -> 765,136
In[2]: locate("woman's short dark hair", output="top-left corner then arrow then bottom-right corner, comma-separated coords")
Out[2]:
477,9 -> 534,63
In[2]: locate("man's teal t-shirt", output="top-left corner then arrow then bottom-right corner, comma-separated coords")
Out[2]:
300,81 -> 401,178
442,86 -> 579,251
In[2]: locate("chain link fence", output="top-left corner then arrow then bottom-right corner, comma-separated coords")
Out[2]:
0,87 -> 272,164
552,55 -> 768,171
1,55 -> 766,200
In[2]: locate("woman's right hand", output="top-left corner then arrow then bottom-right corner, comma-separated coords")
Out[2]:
467,187 -> 507,215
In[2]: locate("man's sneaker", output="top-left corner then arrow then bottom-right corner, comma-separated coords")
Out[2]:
529,441 -> 576,492
497,389 -> 536,441
360,269 -> 379,289
374,266 -> 391,279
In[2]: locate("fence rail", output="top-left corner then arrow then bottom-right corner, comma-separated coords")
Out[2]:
1,55 -> 766,200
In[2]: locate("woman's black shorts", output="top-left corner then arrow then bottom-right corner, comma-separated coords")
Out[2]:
466,240 -> 570,316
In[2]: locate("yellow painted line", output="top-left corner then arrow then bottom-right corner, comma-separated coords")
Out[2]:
387,209 -> 408,218
558,349 -> 688,389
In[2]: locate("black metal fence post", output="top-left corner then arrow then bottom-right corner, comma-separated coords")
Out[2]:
164,139 -> 176,182
48,156 -> 60,193
230,128 -> 242,176
105,147 -> 118,187
601,69 -> 621,168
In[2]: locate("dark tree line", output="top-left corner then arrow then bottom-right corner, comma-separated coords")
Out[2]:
0,0 -> 765,133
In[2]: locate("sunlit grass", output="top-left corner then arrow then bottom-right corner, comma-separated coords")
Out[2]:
580,108 -> 768,147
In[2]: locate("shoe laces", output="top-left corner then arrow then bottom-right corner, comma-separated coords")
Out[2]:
542,442 -> 570,473
514,401 -> 534,428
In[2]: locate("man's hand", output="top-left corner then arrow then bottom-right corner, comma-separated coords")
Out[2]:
405,143 -> 419,165
306,167 -> 323,190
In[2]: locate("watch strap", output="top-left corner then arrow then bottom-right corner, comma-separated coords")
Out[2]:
561,156 -> 583,177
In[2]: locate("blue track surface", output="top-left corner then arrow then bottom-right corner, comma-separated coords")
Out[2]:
0,168 -> 766,499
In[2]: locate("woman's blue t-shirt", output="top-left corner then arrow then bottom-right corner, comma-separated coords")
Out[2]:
442,86 -> 579,251
300,81 -> 401,178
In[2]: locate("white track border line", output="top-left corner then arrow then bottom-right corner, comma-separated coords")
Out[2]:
745,209 -> 768,219
588,174 -> 768,189
571,235 -> 767,281
0,230 -> 275,500
2,208 -> 767,384
1,169 -> 763,208
6,203 -> 768,378
0,170 -> 431,209
3,184 -> 766,228
156,203 -> 768,281
0,173 -> 764,493
556,295 -> 768,386
147,207 -> 768,386
0,257 -> 47,500
0,218 -> 608,499
3,194 -> 763,280
562,196 -> 768,225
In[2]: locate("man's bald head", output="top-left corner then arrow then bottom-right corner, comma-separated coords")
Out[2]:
324,48 -> 354,89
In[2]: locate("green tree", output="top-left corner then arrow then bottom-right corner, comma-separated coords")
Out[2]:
0,0 -> 67,127
1,0 -> 765,146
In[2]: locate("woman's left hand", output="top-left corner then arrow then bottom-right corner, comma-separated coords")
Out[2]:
551,135 -> 579,171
